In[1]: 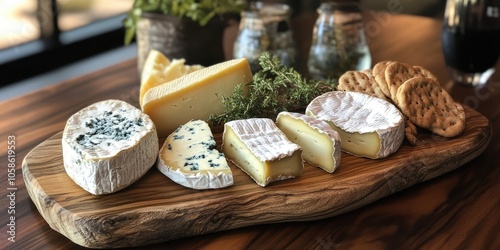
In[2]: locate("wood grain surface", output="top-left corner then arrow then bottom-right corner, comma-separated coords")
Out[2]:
1,12 -> 500,250
22,106 -> 490,248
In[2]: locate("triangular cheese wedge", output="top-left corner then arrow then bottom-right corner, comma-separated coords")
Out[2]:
157,120 -> 233,189
142,58 -> 252,137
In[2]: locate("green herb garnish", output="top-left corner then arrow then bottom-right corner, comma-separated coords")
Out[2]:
209,53 -> 336,125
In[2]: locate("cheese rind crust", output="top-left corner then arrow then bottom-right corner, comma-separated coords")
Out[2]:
157,120 -> 233,189
222,118 -> 303,187
276,112 -> 341,173
306,91 -> 404,159
62,100 -> 159,195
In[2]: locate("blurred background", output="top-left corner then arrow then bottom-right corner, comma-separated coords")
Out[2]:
0,0 -> 446,99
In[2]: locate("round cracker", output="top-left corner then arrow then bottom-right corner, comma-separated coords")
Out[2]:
372,61 -> 393,98
413,65 -> 439,83
385,61 -> 418,103
362,69 -> 373,77
404,118 -> 418,146
396,76 -> 465,138
454,102 -> 466,123
338,70 -> 388,100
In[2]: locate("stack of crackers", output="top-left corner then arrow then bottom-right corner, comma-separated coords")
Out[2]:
338,61 -> 466,145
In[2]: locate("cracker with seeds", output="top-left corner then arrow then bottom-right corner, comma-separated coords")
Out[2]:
338,70 -> 388,101
396,76 -> 465,138
372,61 -> 393,98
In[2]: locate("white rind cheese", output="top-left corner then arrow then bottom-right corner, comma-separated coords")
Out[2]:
306,91 -> 404,159
222,118 -> 303,187
157,120 -> 233,189
276,112 -> 341,173
62,100 -> 159,195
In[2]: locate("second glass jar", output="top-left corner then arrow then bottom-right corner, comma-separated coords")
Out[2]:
233,2 -> 298,72
308,2 -> 371,81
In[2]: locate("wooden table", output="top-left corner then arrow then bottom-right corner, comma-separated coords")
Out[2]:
1,12 -> 499,250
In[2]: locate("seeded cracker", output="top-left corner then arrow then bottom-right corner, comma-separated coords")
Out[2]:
396,76 -> 465,138
338,70 -> 388,100
373,61 -> 393,98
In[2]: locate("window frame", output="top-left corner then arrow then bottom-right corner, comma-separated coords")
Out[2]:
0,1 -> 130,86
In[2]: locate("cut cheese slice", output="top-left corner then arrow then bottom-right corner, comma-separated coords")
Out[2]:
62,100 -> 159,195
157,120 -> 233,189
139,50 -> 204,107
276,112 -> 341,173
306,91 -> 404,159
142,58 -> 252,138
222,118 -> 303,187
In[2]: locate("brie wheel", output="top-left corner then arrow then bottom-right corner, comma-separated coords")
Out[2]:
306,91 -> 404,159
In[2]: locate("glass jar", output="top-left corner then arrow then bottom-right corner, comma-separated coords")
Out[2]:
233,2 -> 298,72
233,8 -> 270,72
307,2 -> 371,81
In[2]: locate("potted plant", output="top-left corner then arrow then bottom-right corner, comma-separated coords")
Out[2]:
123,0 -> 246,71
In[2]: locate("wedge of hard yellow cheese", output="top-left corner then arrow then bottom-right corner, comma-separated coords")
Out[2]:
139,50 -> 204,107
142,58 -> 252,137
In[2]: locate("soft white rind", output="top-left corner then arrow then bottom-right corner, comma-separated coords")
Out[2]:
276,111 -> 341,173
62,100 -> 159,195
156,159 -> 233,189
223,118 -> 301,162
222,118 -> 303,187
306,91 -> 404,159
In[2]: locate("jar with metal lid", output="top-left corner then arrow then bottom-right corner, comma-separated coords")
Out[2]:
233,2 -> 298,72
307,1 -> 371,81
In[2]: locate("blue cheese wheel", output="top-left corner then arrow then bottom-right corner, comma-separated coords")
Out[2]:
62,100 -> 159,195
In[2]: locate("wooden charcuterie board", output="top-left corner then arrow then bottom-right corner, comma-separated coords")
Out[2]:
22,106 -> 491,249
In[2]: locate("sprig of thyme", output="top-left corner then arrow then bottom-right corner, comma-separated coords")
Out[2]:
209,53 -> 335,126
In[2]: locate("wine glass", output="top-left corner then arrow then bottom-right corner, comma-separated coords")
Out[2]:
441,0 -> 500,86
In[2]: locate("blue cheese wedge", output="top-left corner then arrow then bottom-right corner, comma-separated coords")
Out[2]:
276,112 -> 341,173
62,99 -> 159,195
157,120 -> 233,189
222,118 -> 303,187
306,91 -> 404,159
